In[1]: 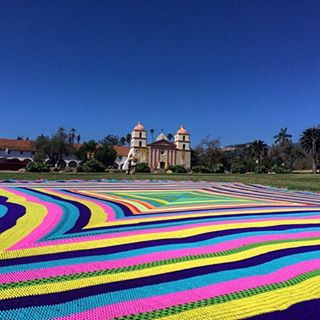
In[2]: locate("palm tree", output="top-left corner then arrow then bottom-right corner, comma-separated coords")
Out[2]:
250,140 -> 269,165
150,129 -> 155,141
69,128 -> 76,144
76,134 -> 81,144
273,128 -> 292,144
167,133 -> 174,141
58,127 -> 66,137
300,127 -> 320,174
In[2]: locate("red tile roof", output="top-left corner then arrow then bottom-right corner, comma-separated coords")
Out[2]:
113,145 -> 130,156
0,139 -> 36,152
0,138 -> 130,157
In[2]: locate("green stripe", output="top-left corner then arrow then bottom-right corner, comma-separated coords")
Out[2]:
1,236 -> 319,290
116,268 -> 320,320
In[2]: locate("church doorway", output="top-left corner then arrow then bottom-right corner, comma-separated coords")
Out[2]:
160,161 -> 166,169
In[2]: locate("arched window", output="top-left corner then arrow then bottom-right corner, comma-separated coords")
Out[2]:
139,132 -> 142,138
182,144 -> 186,150
68,161 -> 78,168
183,136 -> 185,141
139,141 -> 142,147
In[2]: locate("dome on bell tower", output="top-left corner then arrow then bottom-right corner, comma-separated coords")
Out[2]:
176,125 -> 188,135
133,122 -> 145,131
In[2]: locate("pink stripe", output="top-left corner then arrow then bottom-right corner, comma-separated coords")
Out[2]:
4,188 -> 63,251
2,231 -> 320,284
33,211 -> 320,248
51,189 -> 116,221
55,258 -> 320,320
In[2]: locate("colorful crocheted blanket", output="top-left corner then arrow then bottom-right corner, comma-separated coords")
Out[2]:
0,181 -> 320,319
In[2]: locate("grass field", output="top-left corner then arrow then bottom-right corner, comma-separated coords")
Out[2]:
0,171 -> 319,192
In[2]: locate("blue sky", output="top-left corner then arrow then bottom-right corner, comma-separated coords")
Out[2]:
0,1 -> 320,146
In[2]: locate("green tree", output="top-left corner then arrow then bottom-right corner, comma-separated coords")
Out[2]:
224,143 -> 255,173
101,135 -> 120,146
82,159 -> 105,172
75,140 -> 97,161
194,136 -> 227,170
300,127 -> 320,174
35,129 -> 72,167
250,140 -> 269,166
95,144 -> 117,167
33,151 -> 46,163
269,141 -> 304,171
273,128 -> 292,145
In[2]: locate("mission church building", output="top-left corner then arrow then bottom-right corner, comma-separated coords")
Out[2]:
124,122 -> 191,170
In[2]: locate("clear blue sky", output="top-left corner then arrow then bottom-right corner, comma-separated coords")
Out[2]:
1,1 -> 320,146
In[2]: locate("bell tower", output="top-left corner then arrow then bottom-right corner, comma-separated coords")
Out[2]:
130,122 -> 148,163
131,122 -> 147,148
174,125 -> 190,151
174,125 -> 191,169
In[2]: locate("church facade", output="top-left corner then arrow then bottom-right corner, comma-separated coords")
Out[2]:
124,122 -> 191,170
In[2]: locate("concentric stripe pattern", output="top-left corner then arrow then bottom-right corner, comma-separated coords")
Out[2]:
1,180 -> 320,319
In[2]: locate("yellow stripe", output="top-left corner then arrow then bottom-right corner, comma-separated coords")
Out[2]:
40,189 -> 107,228
1,217 -> 320,259
160,275 -> 320,320
1,238 -> 320,298
0,189 -> 47,251
99,206 -> 315,227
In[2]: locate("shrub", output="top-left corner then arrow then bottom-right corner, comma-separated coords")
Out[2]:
271,165 -> 292,174
212,163 -> 225,173
255,165 -> 269,174
77,164 -> 84,172
26,162 -> 50,172
136,162 -> 151,173
82,159 -> 105,172
168,165 -> 187,173
231,163 -> 246,174
192,165 -> 212,173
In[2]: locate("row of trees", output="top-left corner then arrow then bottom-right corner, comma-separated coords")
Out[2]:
192,127 -> 320,174
32,128 -> 116,172
29,126 -> 320,174
29,127 -> 176,172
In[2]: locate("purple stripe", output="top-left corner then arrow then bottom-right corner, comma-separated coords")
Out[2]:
1,244 -> 320,311
0,196 -> 26,234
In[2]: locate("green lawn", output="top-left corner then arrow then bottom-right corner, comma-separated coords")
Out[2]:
0,172 -> 320,192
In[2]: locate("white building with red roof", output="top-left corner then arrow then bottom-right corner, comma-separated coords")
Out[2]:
123,122 -> 191,170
